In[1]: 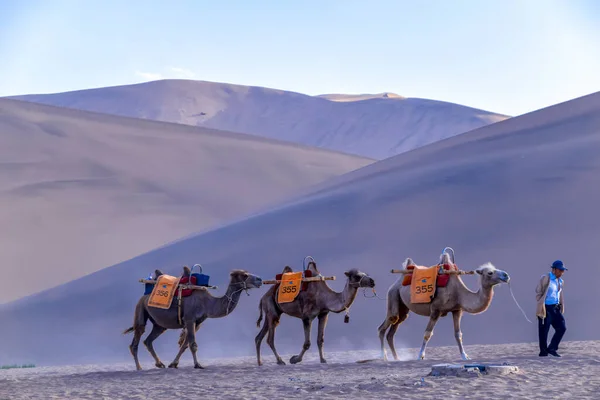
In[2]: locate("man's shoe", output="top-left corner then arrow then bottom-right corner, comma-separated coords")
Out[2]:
548,350 -> 561,357
539,352 -> 548,357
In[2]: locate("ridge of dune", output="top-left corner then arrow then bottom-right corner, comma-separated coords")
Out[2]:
6,79 -> 510,159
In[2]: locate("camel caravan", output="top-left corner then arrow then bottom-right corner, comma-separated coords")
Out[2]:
124,248 -> 511,370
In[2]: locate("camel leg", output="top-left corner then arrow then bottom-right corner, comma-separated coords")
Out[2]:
387,307 -> 409,360
169,319 -> 204,368
169,335 -> 189,369
453,310 -> 469,360
169,321 -> 203,369
266,317 -> 286,365
378,316 -> 394,361
378,290 -> 409,361
255,320 -> 269,366
143,324 -> 167,368
186,320 -> 203,369
177,323 -> 202,352
129,325 -> 145,371
290,318 -> 313,364
417,310 -> 440,360
317,312 -> 329,363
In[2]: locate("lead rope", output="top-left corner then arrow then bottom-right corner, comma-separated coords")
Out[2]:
508,282 -> 533,323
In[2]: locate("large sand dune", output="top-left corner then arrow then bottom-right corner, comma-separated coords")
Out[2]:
7,79 -> 509,159
0,91 -> 598,367
0,98 -> 373,303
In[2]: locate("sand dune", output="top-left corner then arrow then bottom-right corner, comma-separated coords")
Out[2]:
0,91 -> 598,367
1,341 -> 599,399
317,92 -> 405,102
0,98 -> 372,303
7,79 -> 509,159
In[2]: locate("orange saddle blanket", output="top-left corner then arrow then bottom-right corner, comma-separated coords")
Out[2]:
409,266 -> 439,304
277,272 -> 303,304
148,274 -> 180,309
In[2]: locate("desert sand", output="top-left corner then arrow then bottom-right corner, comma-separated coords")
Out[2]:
0,98 -> 372,303
1,90 -> 598,366
1,341 -> 598,399
7,79 -> 509,159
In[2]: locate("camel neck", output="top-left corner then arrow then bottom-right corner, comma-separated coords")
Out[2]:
327,279 -> 359,313
207,281 -> 245,318
457,278 -> 494,314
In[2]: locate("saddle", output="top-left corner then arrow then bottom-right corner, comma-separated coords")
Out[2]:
275,260 -> 320,304
275,269 -> 314,292
401,263 -> 458,287
178,272 -> 210,297
144,265 -> 211,298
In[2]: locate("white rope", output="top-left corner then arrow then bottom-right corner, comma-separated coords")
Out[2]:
508,283 -> 532,323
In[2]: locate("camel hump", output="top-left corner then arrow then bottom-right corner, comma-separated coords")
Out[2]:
402,257 -> 416,270
182,265 -> 191,276
306,261 -> 320,274
154,269 -> 164,278
282,265 -> 293,274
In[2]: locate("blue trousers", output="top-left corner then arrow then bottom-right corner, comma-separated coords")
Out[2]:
538,304 -> 566,354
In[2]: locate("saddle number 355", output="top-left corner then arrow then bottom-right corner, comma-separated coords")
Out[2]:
281,285 -> 297,294
415,284 -> 434,294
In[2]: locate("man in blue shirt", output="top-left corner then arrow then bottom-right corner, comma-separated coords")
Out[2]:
535,260 -> 567,357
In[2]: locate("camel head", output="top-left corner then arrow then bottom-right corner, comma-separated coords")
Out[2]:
229,269 -> 263,289
344,268 -> 375,288
475,263 -> 510,287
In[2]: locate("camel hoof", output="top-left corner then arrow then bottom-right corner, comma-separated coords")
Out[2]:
168,363 -> 178,369
461,354 -> 470,361
257,361 -> 263,366
194,363 -> 205,369
136,366 -> 142,371
155,362 -> 166,368
289,355 -> 302,364
277,359 -> 286,366
320,359 -> 327,364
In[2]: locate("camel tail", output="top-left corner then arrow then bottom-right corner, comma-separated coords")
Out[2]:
256,303 -> 263,328
122,326 -> 134,335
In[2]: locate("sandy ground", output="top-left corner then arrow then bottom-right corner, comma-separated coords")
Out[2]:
2,341 -> 599,399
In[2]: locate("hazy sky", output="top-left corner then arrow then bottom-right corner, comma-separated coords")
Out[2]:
1,0 -> 598,116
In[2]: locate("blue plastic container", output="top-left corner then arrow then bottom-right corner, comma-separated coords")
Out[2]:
192,273 -> 210,286
144,283 -> 155,295
144,273 -> 155,295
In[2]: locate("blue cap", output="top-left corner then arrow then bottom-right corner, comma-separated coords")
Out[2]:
551,260 -> 567,271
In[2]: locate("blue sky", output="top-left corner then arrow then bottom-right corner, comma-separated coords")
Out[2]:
0,0 -> 598,116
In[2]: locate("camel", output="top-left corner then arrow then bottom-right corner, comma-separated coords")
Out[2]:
378,250 -> 510,361
124,267 -> 263,370
255,261 -> 376,366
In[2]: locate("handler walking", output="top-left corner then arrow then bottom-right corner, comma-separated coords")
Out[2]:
536,260 -> 567,357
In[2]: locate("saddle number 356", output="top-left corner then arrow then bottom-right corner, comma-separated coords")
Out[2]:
281,285 -> 297,294
415,284 -> 433,294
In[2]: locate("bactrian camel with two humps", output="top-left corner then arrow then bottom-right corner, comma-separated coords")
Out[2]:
378,249 -> 510,361
255,260 -> 376,366
124,267 -> 263,370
